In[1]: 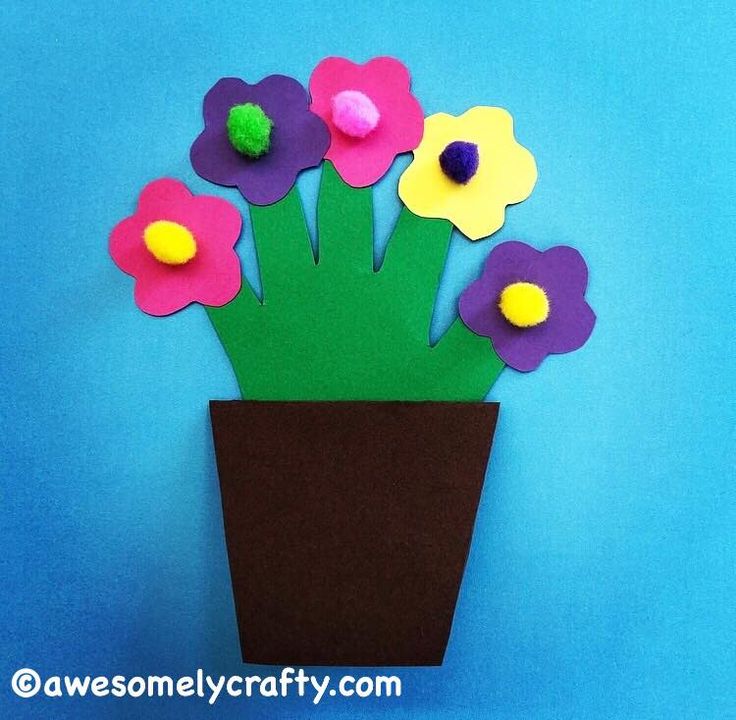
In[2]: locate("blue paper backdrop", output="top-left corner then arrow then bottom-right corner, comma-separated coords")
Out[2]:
2,1 -> 734,718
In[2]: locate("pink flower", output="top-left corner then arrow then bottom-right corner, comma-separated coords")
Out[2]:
109,179 -> 242,316
309,56 -> 424,187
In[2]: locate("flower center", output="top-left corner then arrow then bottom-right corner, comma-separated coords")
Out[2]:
143,220 -> 197,265
331,90 -> 380,138
498,282 -> 549,327
226,103 -> 273,158
439,141 -> 479,184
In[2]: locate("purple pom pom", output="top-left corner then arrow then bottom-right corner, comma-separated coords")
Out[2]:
439,141 -> 480,184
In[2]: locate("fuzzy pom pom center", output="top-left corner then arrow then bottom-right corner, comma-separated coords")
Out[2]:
226,103 -> 273,158
439,140 -> 480,184
331,90 -> 381,138
143,220 -> 197,265
498,282 -> 550,328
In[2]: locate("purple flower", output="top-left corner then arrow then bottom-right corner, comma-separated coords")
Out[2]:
459,241 -> 596,372
190,76 -> 330,206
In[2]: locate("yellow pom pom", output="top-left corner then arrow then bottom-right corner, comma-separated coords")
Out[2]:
498,282 -> 550,328
143,220 -> 197,265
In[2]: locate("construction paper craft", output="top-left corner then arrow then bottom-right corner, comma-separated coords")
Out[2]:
109,179 -> 242,316
190,76 -> 330,205
108,55 -> 596,668
459,241 -> 596,371
309,57 -> 424,187
399,107 -> 537,240
210,399 -> 499,666
206,162 -> 504,400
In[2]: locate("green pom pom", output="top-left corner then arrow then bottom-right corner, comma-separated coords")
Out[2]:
226,103 -> 273,158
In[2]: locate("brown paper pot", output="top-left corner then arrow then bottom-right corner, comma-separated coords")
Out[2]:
209,400 -> 499,666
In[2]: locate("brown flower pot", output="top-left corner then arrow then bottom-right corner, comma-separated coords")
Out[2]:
209,400 -> 499,666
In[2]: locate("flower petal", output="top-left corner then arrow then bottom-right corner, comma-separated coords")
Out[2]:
137,178 -> 192,210
109,179 -> 243,316
458,240 -> 595,371
399,107 -> 537,240
191,75 -> 329,205
309,56 -> 424,186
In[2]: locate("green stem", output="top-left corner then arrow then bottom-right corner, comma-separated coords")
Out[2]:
249,185 -> 314,304
317,161 -> 373,271
206,290 -> 258,399
378,210 -> 453,344
429,319 -> 506,399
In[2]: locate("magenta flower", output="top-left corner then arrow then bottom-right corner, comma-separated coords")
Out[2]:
190,75 -> 330,205
459,241 -> 595,371
309,56 -> 424,187
109,179 -> 242,316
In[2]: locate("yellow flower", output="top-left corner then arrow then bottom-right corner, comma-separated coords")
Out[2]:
398,107 -> 537,240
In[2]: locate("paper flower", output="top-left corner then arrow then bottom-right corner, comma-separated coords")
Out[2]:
109,179 -> 242,316
458,241 -> 595,371
190,76 -> 330,205
309,56 -> 424,187
398,107 -> 537,240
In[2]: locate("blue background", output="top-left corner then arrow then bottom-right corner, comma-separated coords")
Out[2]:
2,1 -> 734,717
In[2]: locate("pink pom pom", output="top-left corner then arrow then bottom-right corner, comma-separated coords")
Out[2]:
331,90 -> 380,139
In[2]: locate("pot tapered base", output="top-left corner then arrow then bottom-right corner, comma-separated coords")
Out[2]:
210,400 -> 499,666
